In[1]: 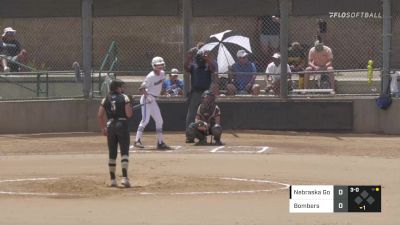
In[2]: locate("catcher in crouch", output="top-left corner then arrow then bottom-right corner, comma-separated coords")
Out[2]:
186,90 -> 223,145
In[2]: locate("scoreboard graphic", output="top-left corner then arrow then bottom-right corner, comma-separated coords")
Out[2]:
289,185 -> 381,213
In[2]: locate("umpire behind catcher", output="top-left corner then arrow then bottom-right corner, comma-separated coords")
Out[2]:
184,49 -> 217,143
97,79 -> 133,188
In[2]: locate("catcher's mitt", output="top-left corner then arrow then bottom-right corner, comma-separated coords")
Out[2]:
193,120 -> 208,134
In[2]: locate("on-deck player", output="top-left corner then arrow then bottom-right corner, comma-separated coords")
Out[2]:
134,56 -> 171,150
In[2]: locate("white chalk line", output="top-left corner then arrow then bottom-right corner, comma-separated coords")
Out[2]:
138,177 -> 290,196
0,177 -> 290,197
210,146 -> 225,153
0,177 -> 59,183
130,150 -> 174,153
0,178 -> 86,197
257,146 -> 271,153
129,145 -> 182,150
0,191 -> 85,197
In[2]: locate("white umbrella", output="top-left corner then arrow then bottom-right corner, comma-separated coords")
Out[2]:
199,30 -> 252,73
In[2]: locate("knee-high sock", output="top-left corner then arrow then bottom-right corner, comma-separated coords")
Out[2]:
121,155 -> 129,178
108,158 -> 116,179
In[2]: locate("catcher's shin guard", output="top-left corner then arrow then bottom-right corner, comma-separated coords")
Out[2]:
211,124 -> 222,141
186,123 -> 197,141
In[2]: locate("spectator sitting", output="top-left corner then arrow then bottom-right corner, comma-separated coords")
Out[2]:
265,53 -> 292,95
305,40 -> 334,91
288,41 -> 307,88
0,27 -> 27,72
226,50 -> 260,96
163,68 -> 184,96
288,41 -> 306,72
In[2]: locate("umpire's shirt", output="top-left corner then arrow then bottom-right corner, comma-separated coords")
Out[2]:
189,61 -> 216,92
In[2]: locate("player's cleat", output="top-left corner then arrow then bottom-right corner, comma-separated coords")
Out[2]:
157,142 -> 172,150
3,66 -> 10,73
110,179 -> 117,187
185,139 -> 195,143
214,140 -> 223,146
134,139 -> 145,148
121,177 -> 131,188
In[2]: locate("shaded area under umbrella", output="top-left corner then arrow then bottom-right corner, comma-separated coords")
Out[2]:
199,30 -> 252,73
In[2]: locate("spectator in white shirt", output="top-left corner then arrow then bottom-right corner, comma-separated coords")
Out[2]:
265,53 -> 292,95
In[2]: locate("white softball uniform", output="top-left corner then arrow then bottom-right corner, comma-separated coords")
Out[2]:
135,70 -> 165,144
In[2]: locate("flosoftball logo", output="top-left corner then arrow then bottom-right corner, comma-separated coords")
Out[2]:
329,12 -> 382,19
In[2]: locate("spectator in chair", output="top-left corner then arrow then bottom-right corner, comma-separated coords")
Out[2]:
288,41 -> 307,89
304,40 -> 334,91
265,53 -> 292,95
226,50 -> 260,96
163,68 -> 184,96
0,27 -> 27,72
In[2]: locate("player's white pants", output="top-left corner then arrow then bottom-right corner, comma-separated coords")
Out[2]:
135,95 -> 164,144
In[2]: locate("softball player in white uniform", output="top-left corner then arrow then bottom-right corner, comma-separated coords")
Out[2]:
134,56 -> 171,150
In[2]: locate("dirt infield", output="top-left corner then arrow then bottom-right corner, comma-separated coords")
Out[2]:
0,131 -> 399,225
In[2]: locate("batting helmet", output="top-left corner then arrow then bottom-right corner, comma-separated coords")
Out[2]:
151,56 -> 165,69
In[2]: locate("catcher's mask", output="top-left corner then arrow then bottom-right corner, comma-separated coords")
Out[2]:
109,79 -> 125,92
201,90 -> 215,107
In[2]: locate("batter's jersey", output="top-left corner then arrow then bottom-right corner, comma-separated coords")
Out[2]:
101,93 -> 130,120
142,70 -> 165,97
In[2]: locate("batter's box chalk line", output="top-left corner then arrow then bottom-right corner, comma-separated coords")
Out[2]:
129,145 -> 271,154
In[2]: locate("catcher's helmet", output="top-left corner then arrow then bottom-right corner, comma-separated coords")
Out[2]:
151,56 -> 165,69
201,90 -> 214,98
201,90 -> 215,105
109,79 -> 125,92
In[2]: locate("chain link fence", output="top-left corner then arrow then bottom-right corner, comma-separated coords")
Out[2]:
191,12 -> 383,96
391,2 -> 400,96
0,0 -> 392,100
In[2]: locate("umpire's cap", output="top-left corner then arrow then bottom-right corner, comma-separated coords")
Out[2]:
109,79 -> 125,92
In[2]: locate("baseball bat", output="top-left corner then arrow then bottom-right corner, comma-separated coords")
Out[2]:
132,97 -> 153,111
132,102 -> 147,111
